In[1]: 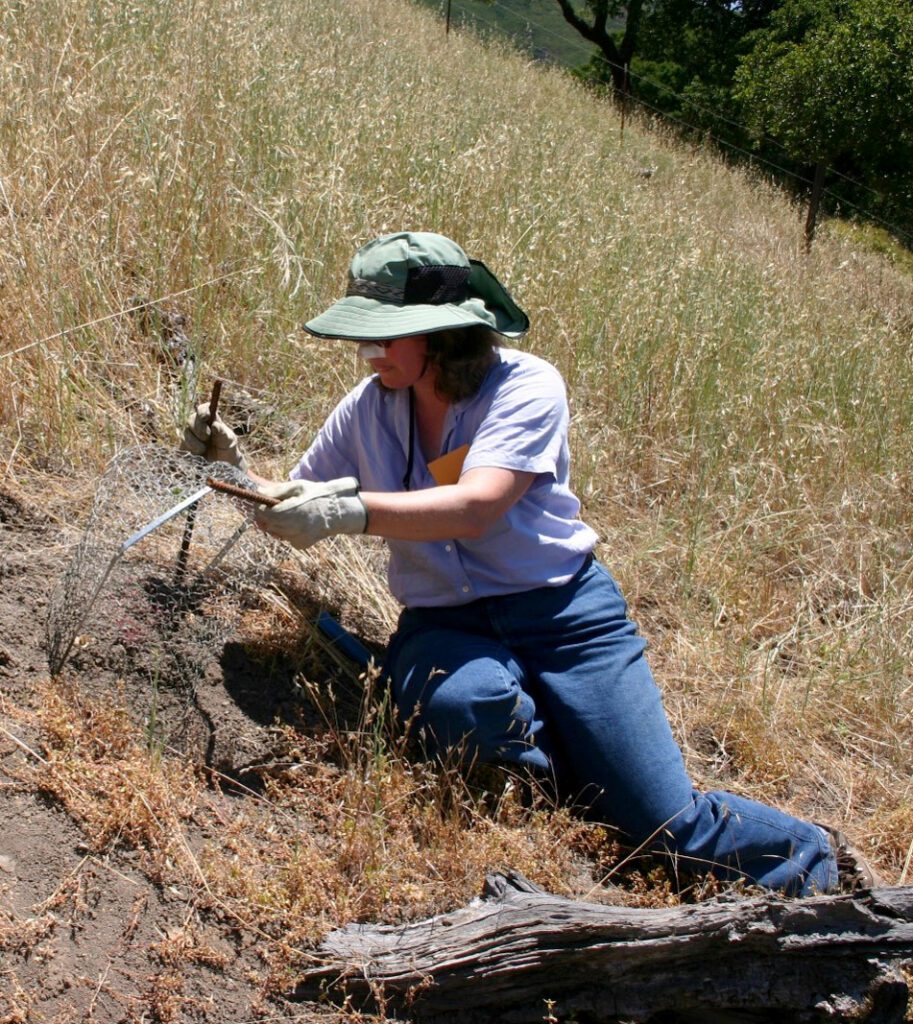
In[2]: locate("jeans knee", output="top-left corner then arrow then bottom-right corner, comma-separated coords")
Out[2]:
397,661 -> 536,765
410,684 -> 476,745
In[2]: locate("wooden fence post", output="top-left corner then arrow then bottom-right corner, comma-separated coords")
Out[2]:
804,162 -> 826,252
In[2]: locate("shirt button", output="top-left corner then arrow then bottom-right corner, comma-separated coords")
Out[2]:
445,544 -> 452,552
462,585 -> 470,593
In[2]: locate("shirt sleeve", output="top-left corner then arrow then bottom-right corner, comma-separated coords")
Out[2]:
461,357 -> 568,478
289,386 -> 362,483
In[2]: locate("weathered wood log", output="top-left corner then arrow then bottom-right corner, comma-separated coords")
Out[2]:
293,871 -> 913,1023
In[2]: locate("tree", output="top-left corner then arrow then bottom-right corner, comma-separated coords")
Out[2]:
734,0 -> 913,245
553,1 -> 646,95
569,2 -> 781,137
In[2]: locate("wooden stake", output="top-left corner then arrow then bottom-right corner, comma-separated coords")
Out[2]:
804,162 -> 826,252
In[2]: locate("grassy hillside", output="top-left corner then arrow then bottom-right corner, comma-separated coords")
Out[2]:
412,0 -> 609,66
1,0 -> 912,1013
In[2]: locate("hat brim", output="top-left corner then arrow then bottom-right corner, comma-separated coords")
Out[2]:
304,296 -> 487,341
304,296 -> 528,341
304,259 -> 529,341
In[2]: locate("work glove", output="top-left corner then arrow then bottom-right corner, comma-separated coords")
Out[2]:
256,477 -> 367,550
254,479 -> 319,503
181,403 -> 248,471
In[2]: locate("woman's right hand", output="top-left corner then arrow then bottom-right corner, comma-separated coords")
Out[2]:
181,403 -> 248,470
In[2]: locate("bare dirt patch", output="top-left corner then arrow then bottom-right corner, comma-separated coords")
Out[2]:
0,485 -> 349,1022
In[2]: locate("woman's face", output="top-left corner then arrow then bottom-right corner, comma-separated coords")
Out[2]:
358,335 -> 430,390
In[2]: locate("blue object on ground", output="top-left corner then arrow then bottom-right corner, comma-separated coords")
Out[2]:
316,610 -> 373,670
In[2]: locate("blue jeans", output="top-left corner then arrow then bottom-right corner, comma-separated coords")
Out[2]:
385,557 -> 837,896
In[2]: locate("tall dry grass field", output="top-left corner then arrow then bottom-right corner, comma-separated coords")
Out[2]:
1,0 -> 912,920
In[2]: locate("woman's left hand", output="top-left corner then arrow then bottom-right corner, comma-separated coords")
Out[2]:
255,477 -> 367,549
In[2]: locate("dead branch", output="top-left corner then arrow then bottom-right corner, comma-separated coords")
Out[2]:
293,870 -> 913,1023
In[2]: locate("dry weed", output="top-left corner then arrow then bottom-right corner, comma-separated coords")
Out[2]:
27,680 -> 203,882
9,672 -> 625,988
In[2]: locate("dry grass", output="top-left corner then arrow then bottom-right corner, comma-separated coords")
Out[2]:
4,673 -> 624,990
0,0 -> 911,974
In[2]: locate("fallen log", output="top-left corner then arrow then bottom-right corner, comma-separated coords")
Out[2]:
293,871 -> 913,1023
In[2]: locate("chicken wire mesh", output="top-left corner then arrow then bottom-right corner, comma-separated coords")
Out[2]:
45,444 -> 397,761
47,446 -> 273,672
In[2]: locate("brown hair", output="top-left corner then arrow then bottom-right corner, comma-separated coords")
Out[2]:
425,326 -> 501,402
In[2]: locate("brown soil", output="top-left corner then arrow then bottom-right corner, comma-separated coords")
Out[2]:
0,486 -> 346,1022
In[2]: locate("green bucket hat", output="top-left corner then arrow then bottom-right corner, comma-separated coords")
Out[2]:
304,232 -> 529,341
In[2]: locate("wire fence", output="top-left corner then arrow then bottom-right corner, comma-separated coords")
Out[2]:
434,0 -> 913,245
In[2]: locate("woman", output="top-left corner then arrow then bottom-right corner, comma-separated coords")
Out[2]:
184,231 -> 873,896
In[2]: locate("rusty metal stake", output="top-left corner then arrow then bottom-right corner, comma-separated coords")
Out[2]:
176,379 -> 223,581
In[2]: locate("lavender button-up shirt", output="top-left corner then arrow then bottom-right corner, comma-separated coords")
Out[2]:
290,348 -> 598,607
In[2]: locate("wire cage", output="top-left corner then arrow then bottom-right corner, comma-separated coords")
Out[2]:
45,444 -> 397,763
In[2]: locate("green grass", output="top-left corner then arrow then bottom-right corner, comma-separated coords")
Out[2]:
411,0 -> 610,67
833,218 -> 913,275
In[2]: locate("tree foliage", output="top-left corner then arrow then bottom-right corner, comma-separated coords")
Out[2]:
733,0 -> 913,233
734,0 -> 913,169
563,0 -> 913,240
554,1 -> 645,92
574,3 -> 777,124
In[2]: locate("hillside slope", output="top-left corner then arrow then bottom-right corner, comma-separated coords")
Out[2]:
1,0 -> 912,1019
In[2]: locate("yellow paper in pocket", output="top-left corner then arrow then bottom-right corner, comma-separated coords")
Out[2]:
427,444 -> 470,486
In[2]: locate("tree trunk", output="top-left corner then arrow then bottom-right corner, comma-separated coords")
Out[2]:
293,871 -> 913,1023
554,0 -> 643,99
